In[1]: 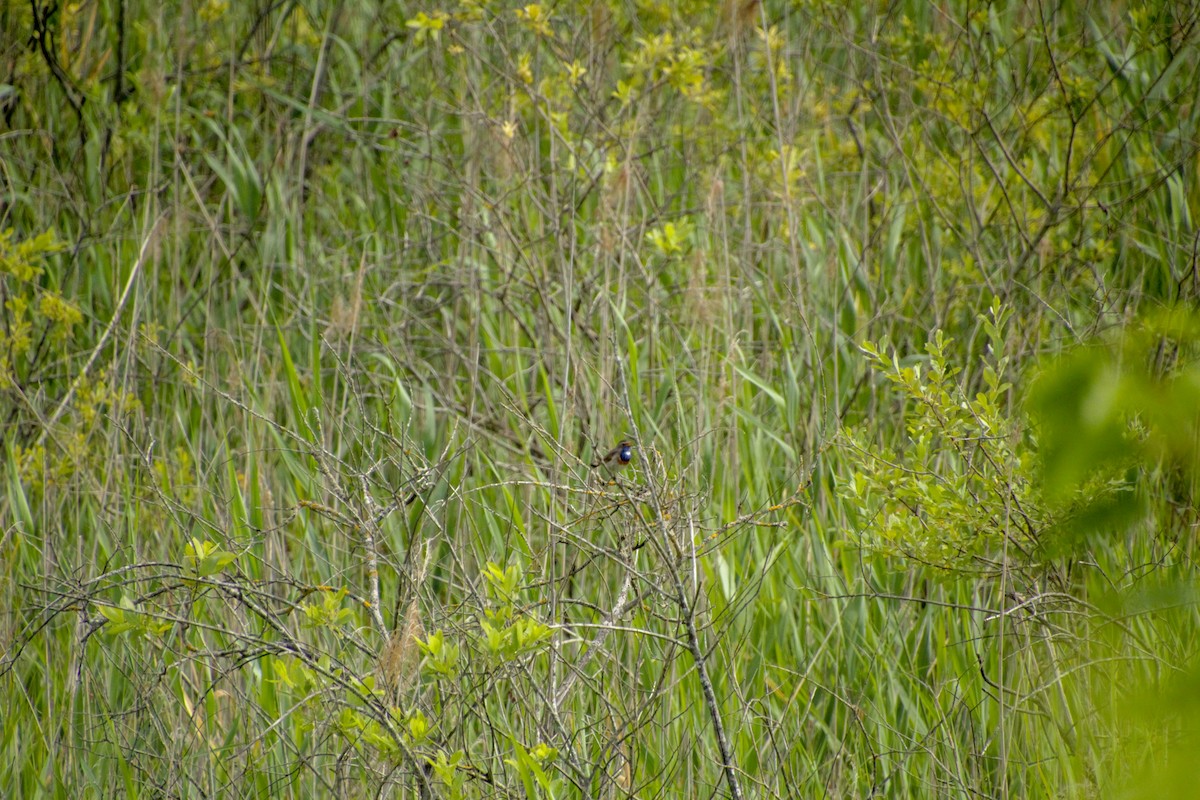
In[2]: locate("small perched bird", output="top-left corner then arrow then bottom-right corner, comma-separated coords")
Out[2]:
591,440 -> 635,470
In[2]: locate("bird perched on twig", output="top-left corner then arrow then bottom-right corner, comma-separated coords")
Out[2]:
591,440 -> 635,471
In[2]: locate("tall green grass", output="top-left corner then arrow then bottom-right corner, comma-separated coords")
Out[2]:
2,0 -> 1199,797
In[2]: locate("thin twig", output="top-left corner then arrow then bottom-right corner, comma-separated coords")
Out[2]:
611,342 -> 745,800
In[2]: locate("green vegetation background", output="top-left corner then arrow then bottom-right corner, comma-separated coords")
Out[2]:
2,0 -> 1199,797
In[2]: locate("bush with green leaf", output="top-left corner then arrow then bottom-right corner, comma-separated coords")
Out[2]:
841,300 -> 1049,575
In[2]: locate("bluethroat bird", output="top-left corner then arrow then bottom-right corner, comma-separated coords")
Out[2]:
591,440 -> 635,471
